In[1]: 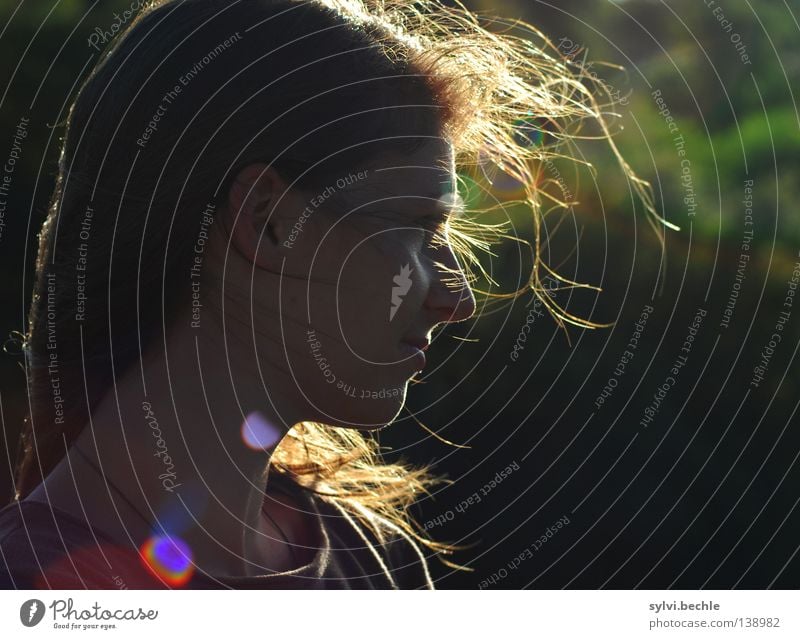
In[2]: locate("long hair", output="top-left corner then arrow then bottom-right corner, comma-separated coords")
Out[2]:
15,0 -> 670,563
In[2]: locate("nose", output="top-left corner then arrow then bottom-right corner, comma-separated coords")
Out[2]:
423,242 -> 477,325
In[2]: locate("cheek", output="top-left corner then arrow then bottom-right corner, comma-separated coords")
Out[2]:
292,222 -> 427,364
333,232 -> 420,322
279,235 -> 423,426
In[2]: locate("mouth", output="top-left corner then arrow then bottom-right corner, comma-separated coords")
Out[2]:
398,337 -> 429,371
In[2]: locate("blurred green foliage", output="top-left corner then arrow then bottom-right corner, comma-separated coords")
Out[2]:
0,0 -> 798,586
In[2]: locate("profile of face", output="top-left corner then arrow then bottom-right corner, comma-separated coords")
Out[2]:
224,138 -> 476,430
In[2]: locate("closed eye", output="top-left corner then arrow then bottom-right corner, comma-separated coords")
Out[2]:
359,208 -> 450,238
416,214 -> 452,250
417,213 -> 449,232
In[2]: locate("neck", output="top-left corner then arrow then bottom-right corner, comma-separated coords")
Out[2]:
29,311 -> 298,579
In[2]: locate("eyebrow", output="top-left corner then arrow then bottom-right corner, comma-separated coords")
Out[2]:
411,193 -> 461,216
435,191 -> 465,215
356,198 -> 460,223
372,165 -> 457,207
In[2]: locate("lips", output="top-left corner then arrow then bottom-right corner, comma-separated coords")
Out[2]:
398,339 -> 428,371
401,337 -> 430,352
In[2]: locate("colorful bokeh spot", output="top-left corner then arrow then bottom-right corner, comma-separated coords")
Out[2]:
477,116 -> 555,200
437,190 -> 465,216
512,117 -> 545,148
140,535 -> 194,586
477,151 -> 528,200
456,172 -> 483,211
241,410 -> 282,451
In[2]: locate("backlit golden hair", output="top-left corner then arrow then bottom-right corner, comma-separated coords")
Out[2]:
270,0 -> 672,569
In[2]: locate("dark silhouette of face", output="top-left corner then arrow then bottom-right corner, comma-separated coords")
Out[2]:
228,139 -> 476,429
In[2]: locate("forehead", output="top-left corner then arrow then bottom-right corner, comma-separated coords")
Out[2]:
344,139 -> 456,210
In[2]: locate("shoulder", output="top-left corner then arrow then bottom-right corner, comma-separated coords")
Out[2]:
381,528 -> 436,590
0,500 -> 150,589
309,491 -> 435,590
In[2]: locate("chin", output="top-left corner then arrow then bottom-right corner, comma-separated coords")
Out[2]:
311,386 -> 408,430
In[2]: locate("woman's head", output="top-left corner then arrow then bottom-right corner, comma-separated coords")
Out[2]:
223,136 -> 475,429
21,0 -> 469,481
17,0 -> 666,553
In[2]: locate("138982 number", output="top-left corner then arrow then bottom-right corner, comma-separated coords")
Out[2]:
743,617 -> 780,628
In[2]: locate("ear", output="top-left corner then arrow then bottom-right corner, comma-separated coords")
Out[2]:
227,163 -> 296,271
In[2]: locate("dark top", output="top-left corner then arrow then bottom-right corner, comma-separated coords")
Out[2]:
0,482 -> 434,590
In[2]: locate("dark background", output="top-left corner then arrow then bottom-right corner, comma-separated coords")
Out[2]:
1,0 -> 798,588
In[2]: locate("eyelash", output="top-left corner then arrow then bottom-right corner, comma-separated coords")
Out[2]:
417,214 -> 448,232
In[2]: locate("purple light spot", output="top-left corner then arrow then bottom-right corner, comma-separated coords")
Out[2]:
152,536 -> 192,573
241,411 -> 282,450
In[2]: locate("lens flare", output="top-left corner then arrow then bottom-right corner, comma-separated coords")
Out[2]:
512,117 -> 546,148
140,535 -> 194,586
437,190 -> 465,214
154,483 -> 207,537
241,410 -> 282,451
455,173 -> 484,211
478,117 -> 550,200
478,159 -> 527,200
